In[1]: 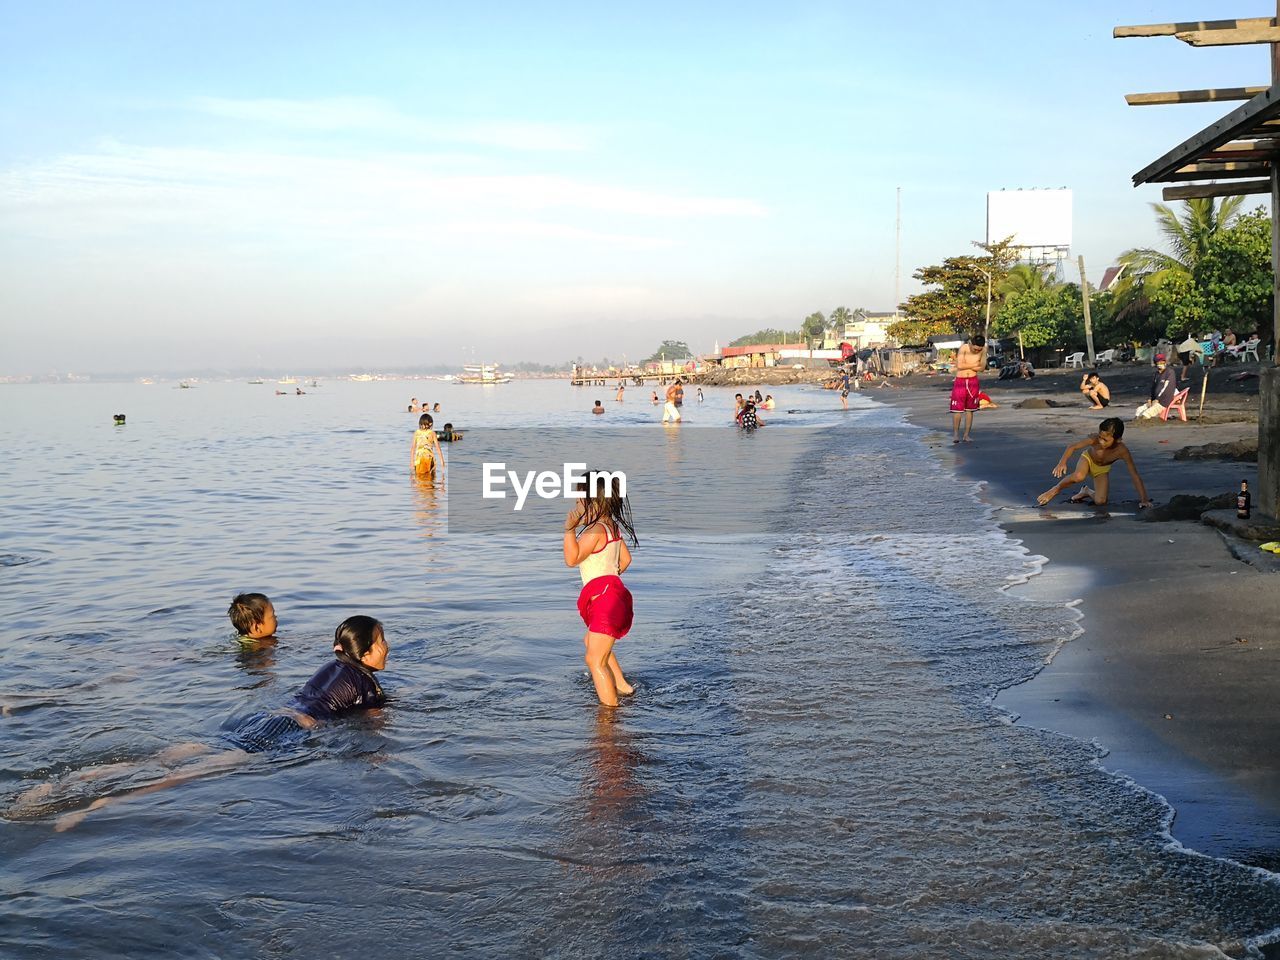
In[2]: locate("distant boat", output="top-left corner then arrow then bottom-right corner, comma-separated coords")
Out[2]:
350,374 -> 375,382
458,363 -> 511,384
179,382 -> 192,389
247,379 -> 264,384
278,376 -> 297,384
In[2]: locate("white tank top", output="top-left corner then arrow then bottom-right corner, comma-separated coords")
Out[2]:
578,522 -> 622,584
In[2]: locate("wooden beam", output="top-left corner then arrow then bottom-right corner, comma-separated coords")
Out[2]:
1133,87 -> 1280,184
1126,86 -> 1266,105
1115,17 -> 1274,38
1166,162 -> 1272,181
1162,179 -> 1272,200
1177,25 -> 1280,46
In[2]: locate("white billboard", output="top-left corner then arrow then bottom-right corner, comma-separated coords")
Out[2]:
986,188 -> 1072,249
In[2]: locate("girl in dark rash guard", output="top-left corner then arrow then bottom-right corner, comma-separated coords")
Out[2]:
10,616 -> 391,831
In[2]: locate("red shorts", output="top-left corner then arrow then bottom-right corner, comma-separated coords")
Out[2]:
950,376 -> 979,412
577,575 -> 633,640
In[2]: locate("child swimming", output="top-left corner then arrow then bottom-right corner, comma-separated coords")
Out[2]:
10,616 -> 391,831
563,471 -> 638,707
227,592 -> 277,645
1036,417 -> 1153,508
411,413 -> 444,479
436,422 -> 464,441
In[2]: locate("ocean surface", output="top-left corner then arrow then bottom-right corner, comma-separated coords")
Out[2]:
2,378 -> 1279,959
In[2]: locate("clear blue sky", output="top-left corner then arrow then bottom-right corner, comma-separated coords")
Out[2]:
0,1 -> 1270,372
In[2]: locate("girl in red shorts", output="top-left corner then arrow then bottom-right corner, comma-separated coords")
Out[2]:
562,470 -> 637,706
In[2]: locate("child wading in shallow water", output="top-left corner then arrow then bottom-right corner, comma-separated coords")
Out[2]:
1036,417 -> 1153,508
11,616 -> 390,831
411,413 -> 444,479
563,471 -> 638,707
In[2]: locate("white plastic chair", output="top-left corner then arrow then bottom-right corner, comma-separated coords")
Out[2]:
1095,349 -> 1115,366
1241,338 -> 1260,362
1064,352 -> 1085,368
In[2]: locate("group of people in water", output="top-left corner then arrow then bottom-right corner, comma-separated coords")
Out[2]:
12,465 -> 642,830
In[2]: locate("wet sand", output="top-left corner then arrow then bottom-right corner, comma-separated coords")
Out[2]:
867,364 -> 1280,871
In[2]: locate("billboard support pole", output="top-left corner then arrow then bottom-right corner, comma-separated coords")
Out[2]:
1078,255 -> 1096,365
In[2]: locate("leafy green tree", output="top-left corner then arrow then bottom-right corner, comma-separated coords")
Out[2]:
641,340 -> 693,364
993,284 -> 1084,350
893,238 -> 1019,344
1146,270 -> 1205,340
801,311 -> 827,341
1195,207 -> 1273,336
729,328 -> 801,346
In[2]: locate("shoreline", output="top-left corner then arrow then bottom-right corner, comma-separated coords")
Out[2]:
865,368 -> 1280,873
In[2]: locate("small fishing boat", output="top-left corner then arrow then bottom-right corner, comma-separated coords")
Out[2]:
247,379 -> 264,384
457,363 -> 511,384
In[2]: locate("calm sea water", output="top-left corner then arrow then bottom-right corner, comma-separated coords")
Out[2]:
2,379 -> 1278,959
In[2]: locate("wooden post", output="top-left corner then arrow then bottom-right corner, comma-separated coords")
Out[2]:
1078,256 -> 1096,365
1198,366 -> 1210,421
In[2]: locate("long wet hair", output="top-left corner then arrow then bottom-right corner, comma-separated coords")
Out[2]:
334,615 -> 383,661
574,469 -> 638,547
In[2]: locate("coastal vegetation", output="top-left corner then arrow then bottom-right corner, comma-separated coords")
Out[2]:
888,200 -> 1273,351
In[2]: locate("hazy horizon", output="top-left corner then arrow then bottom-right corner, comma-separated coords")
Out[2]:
3,2 -> 1270,375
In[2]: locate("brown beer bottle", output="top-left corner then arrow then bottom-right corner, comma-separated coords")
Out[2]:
1237,480 -> 1251,520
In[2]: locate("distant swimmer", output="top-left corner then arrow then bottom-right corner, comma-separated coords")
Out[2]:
651,390 -> 660,404
615,382 -> 625,402
411,413 -> 444,480
592,400 -> 606,415
10,616 -> 391,831
1036,417 -> 1152,509
436,423 -> 464,441
433,402 -> 440,413
563,471 -> 638,707
697,388 -> 704,403
408,398 -> 420,412
296,387 -> 305,395
762,394 -> 775,410
734,393 -> 745,418
228,592 -> 278,647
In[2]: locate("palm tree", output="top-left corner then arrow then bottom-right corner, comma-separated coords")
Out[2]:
1119,196 -> 1243,275
829,306 -> 854,337
997,263 -> 1053,299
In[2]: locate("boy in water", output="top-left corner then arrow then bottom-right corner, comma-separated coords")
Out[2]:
437,422 -> 463,441
411,413 -> 444,479
228,593 -> 277,644
1036,417 -> 1153,508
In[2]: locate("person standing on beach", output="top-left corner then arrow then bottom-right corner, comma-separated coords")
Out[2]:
949,334 -> 986,443
662,379 -> 683,423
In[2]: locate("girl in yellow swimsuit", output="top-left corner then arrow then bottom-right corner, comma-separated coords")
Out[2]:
1036,417 -> 1153,508
410,413 -> 443,480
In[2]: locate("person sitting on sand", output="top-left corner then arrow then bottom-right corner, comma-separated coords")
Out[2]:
592,400 -> 605,415
1080,372 -> 1111,409
1036,417 -> 1152,509
1135,354 -> 1178,419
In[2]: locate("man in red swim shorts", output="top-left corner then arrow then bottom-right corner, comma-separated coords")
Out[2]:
950,334 -> 986,443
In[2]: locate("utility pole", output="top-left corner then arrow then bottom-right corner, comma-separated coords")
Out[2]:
1078,255 -> 1096,365
895,186 -> 902,315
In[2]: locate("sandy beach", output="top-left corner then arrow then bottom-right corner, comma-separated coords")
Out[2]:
870,361 -> 1280,871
